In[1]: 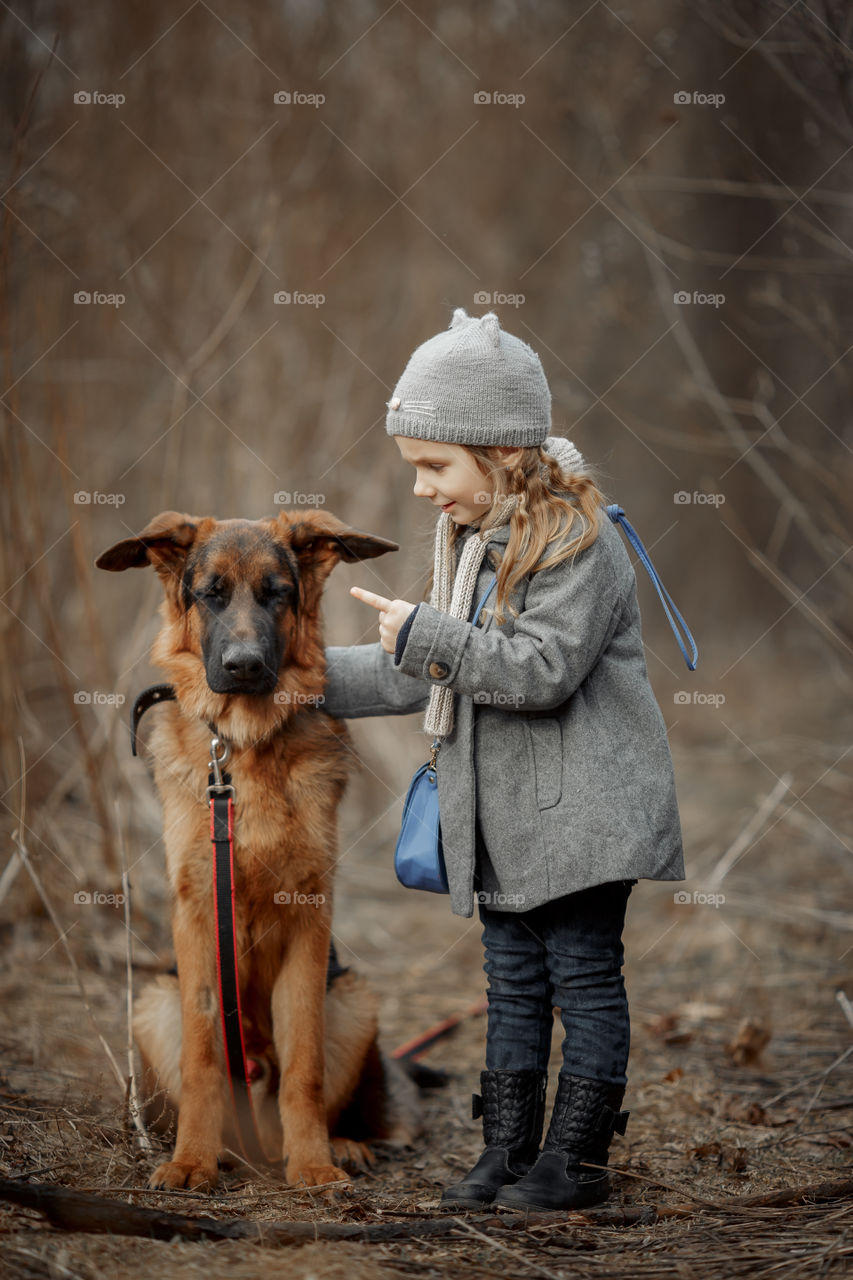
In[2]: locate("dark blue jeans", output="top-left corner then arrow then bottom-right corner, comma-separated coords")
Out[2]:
476,866 -> 635,1086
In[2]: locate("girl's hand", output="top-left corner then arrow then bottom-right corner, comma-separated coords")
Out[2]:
350,586 -> 417,654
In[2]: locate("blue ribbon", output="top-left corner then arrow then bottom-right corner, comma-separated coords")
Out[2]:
605,504 -> 698,670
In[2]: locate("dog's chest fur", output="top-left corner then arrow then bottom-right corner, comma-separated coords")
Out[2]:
145,703 -> 352,911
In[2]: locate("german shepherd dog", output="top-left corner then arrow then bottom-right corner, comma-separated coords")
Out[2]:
96,509 -> 421,1192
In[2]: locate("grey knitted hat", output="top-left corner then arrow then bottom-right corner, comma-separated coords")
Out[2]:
385,307 -> 551,446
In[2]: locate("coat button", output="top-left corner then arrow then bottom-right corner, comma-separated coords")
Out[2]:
428,661 -> 449,679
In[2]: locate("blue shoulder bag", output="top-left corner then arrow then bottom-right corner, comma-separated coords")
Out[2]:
392,503 -> 698,893
393,574 -> 498,894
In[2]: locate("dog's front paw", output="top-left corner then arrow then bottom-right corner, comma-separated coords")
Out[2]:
287,1161 -> 352,1192
330,1136 -> 376,1173
149,1159 -> 219,1191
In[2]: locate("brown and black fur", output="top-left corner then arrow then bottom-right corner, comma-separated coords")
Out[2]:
96,509 -> 420,1192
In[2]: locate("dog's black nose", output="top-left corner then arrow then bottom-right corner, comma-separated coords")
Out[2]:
221,644 -> 266,681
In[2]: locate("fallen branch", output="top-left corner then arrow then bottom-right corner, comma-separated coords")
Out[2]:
392,996 -> 488,1061
1,1175 -> 851,1246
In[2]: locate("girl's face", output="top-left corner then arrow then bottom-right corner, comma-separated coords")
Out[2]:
395,436 -> 508,525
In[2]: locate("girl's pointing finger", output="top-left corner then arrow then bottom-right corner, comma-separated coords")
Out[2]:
350,586 -> 393,611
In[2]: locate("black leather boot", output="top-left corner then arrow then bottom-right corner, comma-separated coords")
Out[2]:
439,1069 -> 548,1210
494,1073 -> 629,1211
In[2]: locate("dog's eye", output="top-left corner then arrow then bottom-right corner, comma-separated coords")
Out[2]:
258,582 -> 294,606
198,583 -> 227,606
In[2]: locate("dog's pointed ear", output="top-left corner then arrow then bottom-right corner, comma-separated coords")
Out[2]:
285,512 -> 399,565
95,511 -> 202,572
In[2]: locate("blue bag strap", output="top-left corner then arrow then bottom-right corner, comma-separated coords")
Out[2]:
429,574 -> 499,766
469,572 -> 498,624
605,504 -> 698,671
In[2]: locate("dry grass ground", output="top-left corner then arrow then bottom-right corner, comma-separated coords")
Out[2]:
1,670 -> 851,1279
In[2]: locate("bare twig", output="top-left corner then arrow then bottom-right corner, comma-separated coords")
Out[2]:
836,990 -> 853,1030
14,738 -> 125,1099
696,3 -> 853,148
719,502 -> 853,660
707,774 -> 793,887
621,174 -> 853,212
594,112 -> 853,613
117,797 -> 152,1152
161,210 -> 279,513
452,1214 -> 563,1280
763,1044 -> 853,1108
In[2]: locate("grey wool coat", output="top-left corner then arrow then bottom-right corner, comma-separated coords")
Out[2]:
323,510 -> 687,918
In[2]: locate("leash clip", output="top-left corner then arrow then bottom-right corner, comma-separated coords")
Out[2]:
206,734 -> 235,799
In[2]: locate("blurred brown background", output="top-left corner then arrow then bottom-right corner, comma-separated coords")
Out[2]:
1,0 -> 851,1064
1,6 -> 853,1274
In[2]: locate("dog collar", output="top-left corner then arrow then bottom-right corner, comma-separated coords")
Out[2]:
130,683 -> 232,761
130,683 -> 177,757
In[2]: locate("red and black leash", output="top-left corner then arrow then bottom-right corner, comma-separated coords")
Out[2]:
206,733 -> 268,1164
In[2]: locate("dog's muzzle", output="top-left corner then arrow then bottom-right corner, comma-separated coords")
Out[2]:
211,643 -> 278,695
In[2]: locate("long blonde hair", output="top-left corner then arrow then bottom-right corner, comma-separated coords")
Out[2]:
426,444 -> 610,626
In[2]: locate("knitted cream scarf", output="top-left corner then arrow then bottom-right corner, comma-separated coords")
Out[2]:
424,435 -> 586,738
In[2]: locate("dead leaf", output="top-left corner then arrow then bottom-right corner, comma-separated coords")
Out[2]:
721,1096 -> 768,1126
647,1014 -> 692,1043
647,1013 -> 678,1037
690,1142 -> 748,1173
723,1146 -> 749,1174
725,1016 -> 771,1066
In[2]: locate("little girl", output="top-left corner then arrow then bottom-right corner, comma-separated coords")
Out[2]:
323,308 -> 686,1212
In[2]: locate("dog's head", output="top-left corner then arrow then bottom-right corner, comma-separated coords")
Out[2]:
96,509 -> 398,743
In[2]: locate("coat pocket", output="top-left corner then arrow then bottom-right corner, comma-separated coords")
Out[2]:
527,717 -> 563,809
